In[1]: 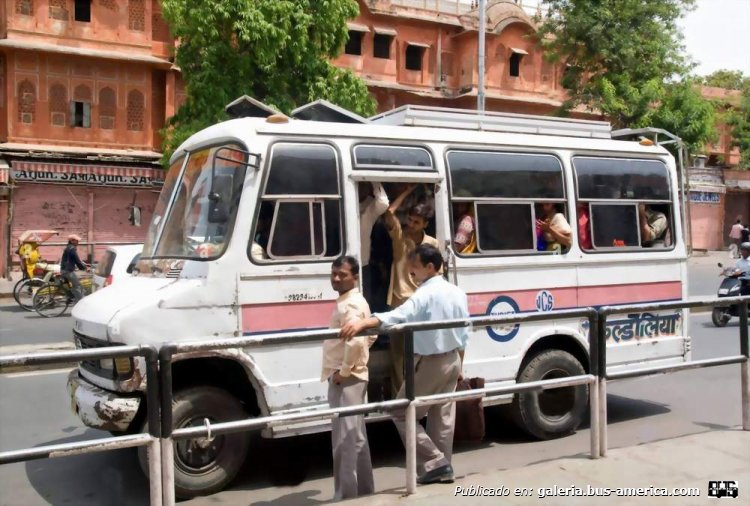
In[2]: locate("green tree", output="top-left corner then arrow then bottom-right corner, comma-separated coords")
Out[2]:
699,69 -> 748,90
536,0 -> 715,151
160,0 -> 376,163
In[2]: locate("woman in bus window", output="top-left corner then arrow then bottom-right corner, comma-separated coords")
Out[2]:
536,202 -> 572,252
452,202 -> 476,254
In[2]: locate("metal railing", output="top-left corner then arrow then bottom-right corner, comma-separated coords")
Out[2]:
1,296 -> 748,506
157,307 -> 600,505
596,296 -> 750,457
0,345 -> 163,506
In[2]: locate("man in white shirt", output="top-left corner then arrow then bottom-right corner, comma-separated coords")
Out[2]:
322,255 -> 376,500
340,244 -> 469,485
359,183 -> 389,302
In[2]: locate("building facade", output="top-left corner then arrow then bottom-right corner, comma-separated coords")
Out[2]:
336,0 -> 581,117
0,0 -> 184,275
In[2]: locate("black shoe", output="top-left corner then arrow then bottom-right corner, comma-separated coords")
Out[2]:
417,464 -> 454,484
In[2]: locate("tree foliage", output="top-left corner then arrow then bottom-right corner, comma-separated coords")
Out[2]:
160,0 -> 376,163
699,70 -> 749,91
536,0 -> 716,152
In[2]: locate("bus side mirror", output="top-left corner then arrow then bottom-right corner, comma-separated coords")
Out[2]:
208,175 -> 232,223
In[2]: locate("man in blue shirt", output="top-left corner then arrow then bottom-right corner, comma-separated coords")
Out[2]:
340,244 -> 469,485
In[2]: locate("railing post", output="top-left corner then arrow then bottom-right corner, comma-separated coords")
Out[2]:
159,348 -> 176,506
587,311 -> 600,459
739,302 -> 750,431
144,348 -> 163,506
597,311 -> 608,457
404,330 -> 417,494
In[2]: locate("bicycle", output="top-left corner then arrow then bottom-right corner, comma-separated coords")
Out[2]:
32,273 -> 93,318
13,264 -> 60,311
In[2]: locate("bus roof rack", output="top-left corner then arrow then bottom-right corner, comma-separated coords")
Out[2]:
226,95 -> 281,119
611,127 -> 682,147
291,99 -> 369,124
368,105 -> 612,139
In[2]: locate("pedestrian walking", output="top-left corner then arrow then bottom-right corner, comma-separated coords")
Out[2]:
321,255 -> 375,500
729,218 -> 744,258
340,244 -> 469,485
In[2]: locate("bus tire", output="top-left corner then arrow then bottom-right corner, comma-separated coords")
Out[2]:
511,349 -> 587,440
138,386 -> 250,499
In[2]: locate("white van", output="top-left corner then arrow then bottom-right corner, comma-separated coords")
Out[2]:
68,106 -> 689,497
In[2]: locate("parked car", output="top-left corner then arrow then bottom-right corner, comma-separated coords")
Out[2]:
92,244 -> 143,292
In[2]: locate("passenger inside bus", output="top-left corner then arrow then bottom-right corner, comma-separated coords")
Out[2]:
250,202 -> 273,260
576,203 -> 592,250
358,182 -> 389,303
535,202 -> 572,252
639,204 -> 671,248
452,201 -> 476,254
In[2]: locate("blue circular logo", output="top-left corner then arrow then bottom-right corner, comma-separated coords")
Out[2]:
535,290 -> 554,312
486,296 -> 520,342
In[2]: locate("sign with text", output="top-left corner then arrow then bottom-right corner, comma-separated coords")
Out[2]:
11,162 -> 163,188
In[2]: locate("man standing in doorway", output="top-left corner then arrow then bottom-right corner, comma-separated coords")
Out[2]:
384,184 -> 438,397
60,234 -> 88,302
359,182 -> 389,302
321,256 -> 375,500
340,244 -> 469,485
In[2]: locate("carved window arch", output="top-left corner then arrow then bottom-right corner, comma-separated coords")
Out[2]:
73,84 -> 92,102
18,80 -> 36,124
128,0 -> 145,31
49,83 -> 68,126
49,0 -> 69,20
16,0 -> 33,16
127,89 -> 144,131
99,87 -> 116,130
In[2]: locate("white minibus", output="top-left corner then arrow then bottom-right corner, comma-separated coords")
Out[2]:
68,105 -> 689,498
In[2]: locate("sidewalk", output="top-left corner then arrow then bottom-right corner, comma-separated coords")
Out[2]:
0,270 -> 22,298
341,429 -> 749,505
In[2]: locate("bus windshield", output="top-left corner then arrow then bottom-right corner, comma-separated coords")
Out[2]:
145,144 -> 247,260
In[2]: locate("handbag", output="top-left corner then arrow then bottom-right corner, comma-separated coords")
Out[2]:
453,377 -> 485,442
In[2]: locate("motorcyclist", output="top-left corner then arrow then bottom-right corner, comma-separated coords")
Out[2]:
60,234 -> 89,302
735,242 -> 750,276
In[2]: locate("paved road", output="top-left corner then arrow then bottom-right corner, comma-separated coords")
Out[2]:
0,304 -> 73,348
0,313 -> 744,505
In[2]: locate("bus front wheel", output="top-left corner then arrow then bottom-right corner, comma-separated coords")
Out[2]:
511,349 -> 587,440
138,386 -> 250,499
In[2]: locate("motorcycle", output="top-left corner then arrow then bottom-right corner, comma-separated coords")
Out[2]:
712,262 -> 750,327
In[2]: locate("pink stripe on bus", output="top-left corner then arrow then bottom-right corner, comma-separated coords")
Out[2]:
242,281 -> 682,333
242,300 -> 336,333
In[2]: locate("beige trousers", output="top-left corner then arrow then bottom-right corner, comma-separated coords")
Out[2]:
388,331 -> 405,398
392,349 -> 461,474
328,376 -> 374,500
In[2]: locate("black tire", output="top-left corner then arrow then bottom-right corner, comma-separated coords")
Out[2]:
511,349 -> 588,440
14,278 -> 45,311
33,282 -> 70,318
712,307 -> 729,327
138,386 -> 250,499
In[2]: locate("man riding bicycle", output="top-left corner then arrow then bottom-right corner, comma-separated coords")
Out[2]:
60,234 -> 89,303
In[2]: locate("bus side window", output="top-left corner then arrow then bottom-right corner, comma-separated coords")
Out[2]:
446,150 -> 566,256
574,157 -> 673,251
248,143 -> 343,262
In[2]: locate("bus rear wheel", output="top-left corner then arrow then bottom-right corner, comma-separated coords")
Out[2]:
511,349 -> 587,440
